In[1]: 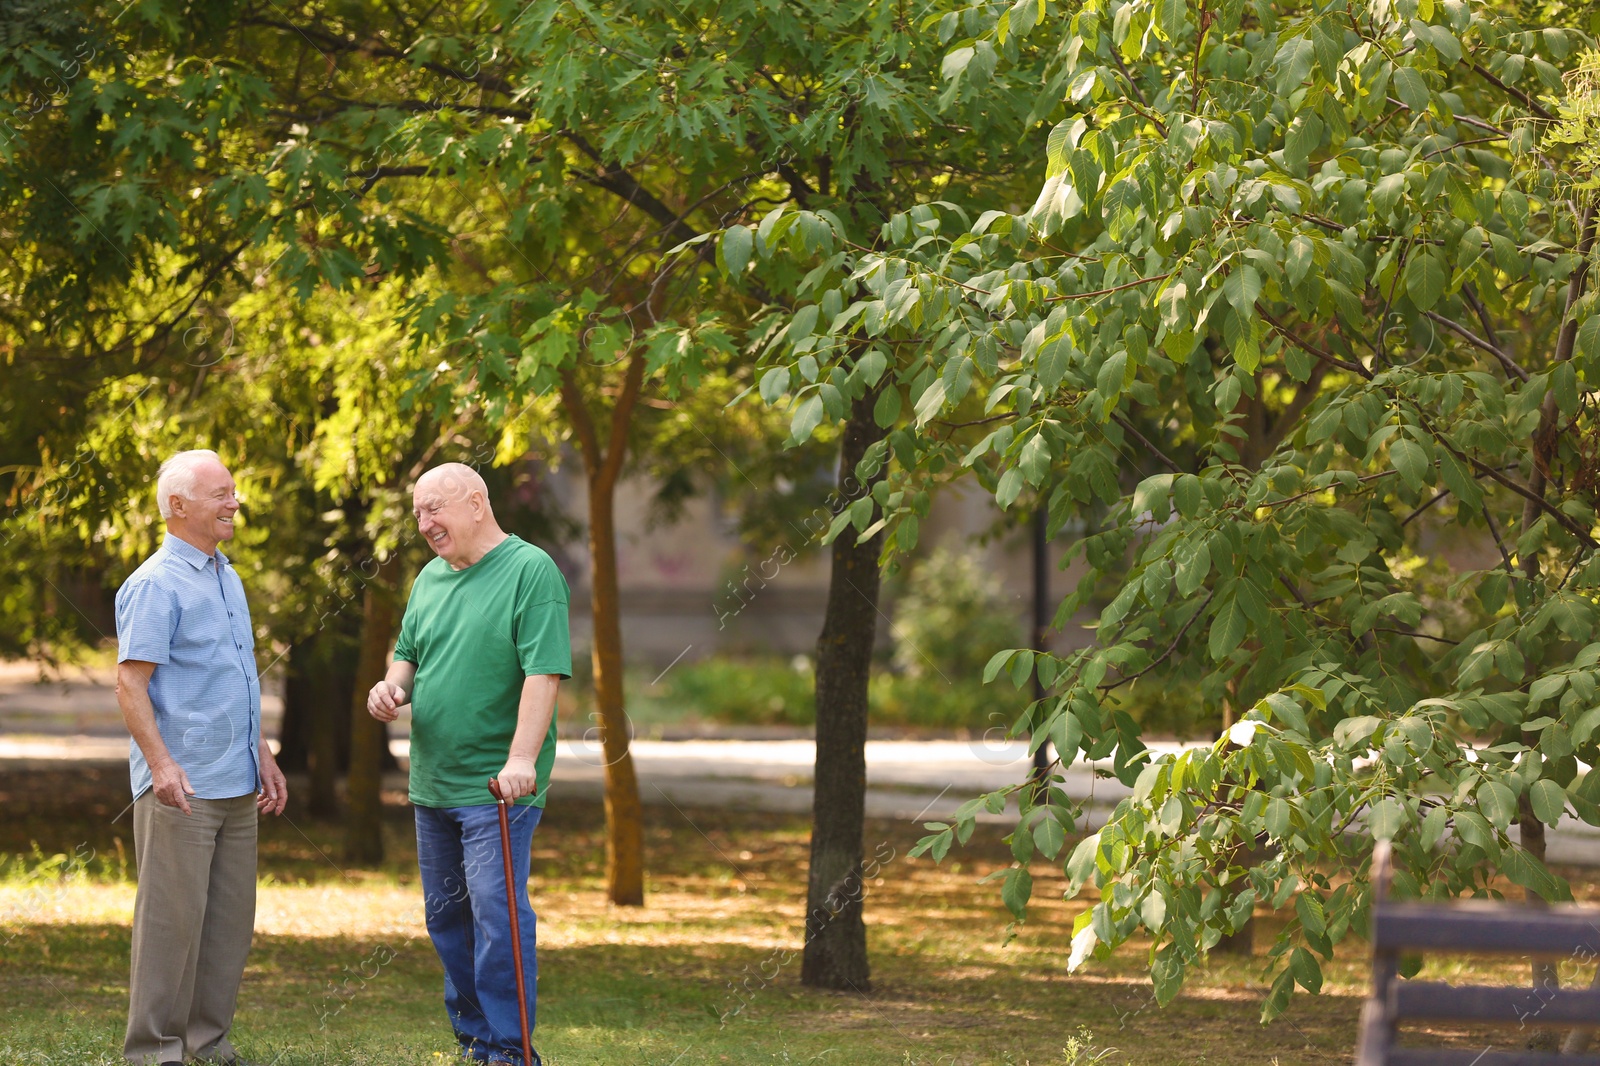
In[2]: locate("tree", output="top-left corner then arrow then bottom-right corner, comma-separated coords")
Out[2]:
148,0 -> 1048,918
759,0 -> 1600,1020
0,253 -> 480,856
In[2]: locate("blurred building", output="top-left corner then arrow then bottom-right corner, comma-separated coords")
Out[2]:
526,462 -> 1092,671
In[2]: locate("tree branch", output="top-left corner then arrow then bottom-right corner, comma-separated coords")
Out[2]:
1257,307 -> 1373,379
1100,588 -> 1216,692
1466,451 -> 1598,550
559,365 -> 603,475
1109,412 -> 1182,474
1423,310 -> 1528,381
1469,61 -> 1554,121
597,348 -> 649,492
1043,272 -> 1171,303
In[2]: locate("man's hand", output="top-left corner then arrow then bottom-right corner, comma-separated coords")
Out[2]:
257,743 -> 288,816
367,680 -> 406,722
495,754 -> 538,801
151,758 -> 196,815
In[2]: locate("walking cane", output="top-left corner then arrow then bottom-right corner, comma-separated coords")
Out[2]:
487,778 -> 535,1066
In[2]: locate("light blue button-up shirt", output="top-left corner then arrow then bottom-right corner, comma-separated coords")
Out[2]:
115,533 -> 261,801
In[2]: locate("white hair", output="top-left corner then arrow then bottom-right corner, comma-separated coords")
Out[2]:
156,449 -> 223,519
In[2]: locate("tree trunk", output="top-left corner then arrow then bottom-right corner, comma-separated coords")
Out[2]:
285,620 -> 359,818
802,391 -> 887,991
587,474 -> 646,905
275,641 -> 312,774
344,556 -> 400,864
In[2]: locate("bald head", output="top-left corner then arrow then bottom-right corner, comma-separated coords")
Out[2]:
412,463 -> 506,570
416,463 -> 491,511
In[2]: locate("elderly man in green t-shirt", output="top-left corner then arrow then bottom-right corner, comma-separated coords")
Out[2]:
367,463 -> 571,1066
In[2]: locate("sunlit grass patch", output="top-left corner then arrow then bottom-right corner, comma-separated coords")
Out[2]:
0,768 -> 1383,1064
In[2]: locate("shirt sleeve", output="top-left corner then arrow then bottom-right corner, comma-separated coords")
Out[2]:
116,579 -> 177,665
393,589 -> 419,665
515,558 -> 572,679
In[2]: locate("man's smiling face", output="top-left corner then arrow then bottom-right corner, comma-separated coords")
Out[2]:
183,460 -> 240,545
413,475 -> 478,565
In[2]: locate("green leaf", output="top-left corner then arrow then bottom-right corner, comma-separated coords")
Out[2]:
1175,538 -> 1212,596
1152,0 -> 1185,41
1502,845 -> 1562,901
1266,796 -> 1292,839
1033,812 -> 1067,859
1009,649 -> 1035,689
1151,944 -> 1185,1006
1261,966 -> 1295,1023
1371,173 -> 1408,217
941,46 -> 975,81
719,224 -> 753,278
983,649 -> 1015,684
1393,66 -> 1430,112
996,467 -> 1024,510
1390,438 -> 1431,492
1001,865 -> 1033,919
873,386 -> 902,428
1066,833 -> 1100,889
1454,810 -> 1499,858
1173,473 -> 1203,518
1208,598 -> 1246,660
1140,888 -> 1168,931
1291,946 -> 1323,994
1420,805 -> 1449,850
1286,235 -> 1315,288
1369,798 -> 1405,840
1046,119 -> 1071,176
759,366 -> 790,403
1553,362 -> 1578,417
1576,314 -> 1600,363
1477,780 -> 1517,831
913,379 -> 948,425
1274,37 -> 1315,95
1132,473 -> 1174,522
1404,251 -> 1447,310
1224,265 -> 1261,314
790,393 -> 824,442
1020,432 -> 1052,486
1529,779 -> 1566,826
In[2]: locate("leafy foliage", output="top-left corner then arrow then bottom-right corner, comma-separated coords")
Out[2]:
891,545 -> 1025,680
752,0 -> 1600,1019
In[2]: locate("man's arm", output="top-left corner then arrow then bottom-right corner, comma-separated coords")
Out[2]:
496,674 -> 560,800
367,660 -> 417,722
116,660 -> 194,815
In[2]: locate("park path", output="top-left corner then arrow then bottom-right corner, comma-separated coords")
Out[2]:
6,662 -> 1600,864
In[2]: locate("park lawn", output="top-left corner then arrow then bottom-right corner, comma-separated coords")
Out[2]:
0,767 -> 1582,1065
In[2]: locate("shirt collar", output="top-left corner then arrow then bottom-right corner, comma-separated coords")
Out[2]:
162,532 -> 229,570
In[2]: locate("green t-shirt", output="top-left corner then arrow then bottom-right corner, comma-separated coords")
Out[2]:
393,535 -> 572,808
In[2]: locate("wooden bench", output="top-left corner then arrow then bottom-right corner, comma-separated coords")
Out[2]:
1356,840 -> 1600,1065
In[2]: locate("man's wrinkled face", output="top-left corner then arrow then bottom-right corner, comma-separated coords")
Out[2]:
413,476 -> 478,563
177,461 -> 240,544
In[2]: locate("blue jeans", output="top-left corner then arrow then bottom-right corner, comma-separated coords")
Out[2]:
415,803 -> 543,1064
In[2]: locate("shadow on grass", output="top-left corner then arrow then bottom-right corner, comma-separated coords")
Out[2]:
0,767 -> 1378,1065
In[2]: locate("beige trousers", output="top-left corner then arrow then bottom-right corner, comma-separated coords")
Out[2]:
124,791 -> 257,1065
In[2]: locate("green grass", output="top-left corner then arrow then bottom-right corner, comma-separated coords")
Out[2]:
0,765 -> 1573,1065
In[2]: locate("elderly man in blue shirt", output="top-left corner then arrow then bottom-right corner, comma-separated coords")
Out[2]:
115,449 -> 287,1066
